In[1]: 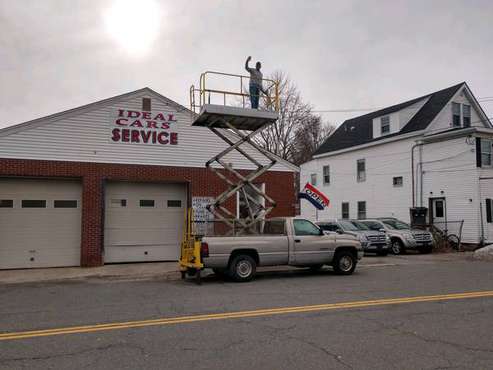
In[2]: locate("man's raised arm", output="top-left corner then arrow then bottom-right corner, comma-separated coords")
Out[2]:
245,56 -> 252,72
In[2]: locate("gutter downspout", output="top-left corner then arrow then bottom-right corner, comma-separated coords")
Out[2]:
411,142 -> 423,208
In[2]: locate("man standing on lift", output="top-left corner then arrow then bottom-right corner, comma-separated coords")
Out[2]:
245,56 -> 264,109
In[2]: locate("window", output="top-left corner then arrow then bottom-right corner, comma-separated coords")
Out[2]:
486,199 -> 492,223
341,202 -> 349,219
319,223 -> 340,232
357,159 -> 366,182
323,165 -> 330,185
263,220 -> 286,235
435,200 -> 444,218
54,200 -> 78,208
142,97 -> 151,111
381,116 -> 390,135
481,140 -> 492,166
393,176 -> 403,187
357,201 -> 366,219
0,199 -> 13,208
167,200 -> 182,208
452,102 -> 461,127
110,199 -> 127,208
293,219 -> 321,236
139,199 -> 155,207
310,173 -> 317,186
22,200 -> 46,208
463,104 -> 471,127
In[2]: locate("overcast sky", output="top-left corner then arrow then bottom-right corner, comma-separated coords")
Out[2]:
1,0 -> 492,129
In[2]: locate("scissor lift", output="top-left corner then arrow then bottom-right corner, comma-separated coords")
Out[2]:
179,71 -> 280,281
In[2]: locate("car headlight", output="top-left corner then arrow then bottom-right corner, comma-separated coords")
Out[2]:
385,235 -> 390,242
404,233 -> 414,241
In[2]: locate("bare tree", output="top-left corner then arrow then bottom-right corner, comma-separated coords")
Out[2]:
253,71 -> 333,165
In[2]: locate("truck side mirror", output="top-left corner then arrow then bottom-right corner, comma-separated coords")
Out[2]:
319,228 -> 325,236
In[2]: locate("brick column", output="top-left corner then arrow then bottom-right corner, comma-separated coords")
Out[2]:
81,175 -> 104,267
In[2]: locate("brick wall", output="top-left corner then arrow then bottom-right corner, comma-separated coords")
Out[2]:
0,158 -> 297,267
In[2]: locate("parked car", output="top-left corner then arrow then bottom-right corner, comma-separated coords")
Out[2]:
360,218 -> 434,254
201,217 -> 363,282
316,219 -> 390,256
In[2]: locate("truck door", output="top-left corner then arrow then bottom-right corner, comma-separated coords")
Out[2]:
292,219 -> 335,265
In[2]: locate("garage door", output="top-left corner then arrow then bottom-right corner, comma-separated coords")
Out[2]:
0,178 -> 82,269
104,182 -> 186,263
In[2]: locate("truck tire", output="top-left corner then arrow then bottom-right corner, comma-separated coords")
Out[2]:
229,254 -> 256,282
332,251 -> 357,275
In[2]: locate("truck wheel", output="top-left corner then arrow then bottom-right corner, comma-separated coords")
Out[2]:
229,255 -> 256,282
332,251 -> 357,275
391,239 -> 404,255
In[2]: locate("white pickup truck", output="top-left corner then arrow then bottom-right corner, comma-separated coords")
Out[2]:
199,217 -> 363,282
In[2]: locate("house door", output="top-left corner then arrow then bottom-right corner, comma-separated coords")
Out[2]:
431,198 -> 446,225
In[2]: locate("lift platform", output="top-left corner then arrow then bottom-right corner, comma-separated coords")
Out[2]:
180,71 -> 280,281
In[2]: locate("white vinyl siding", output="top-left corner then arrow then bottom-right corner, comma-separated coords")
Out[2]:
0,91 -> 294,173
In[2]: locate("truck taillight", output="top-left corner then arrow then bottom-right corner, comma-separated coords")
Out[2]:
200,242 -> 209,258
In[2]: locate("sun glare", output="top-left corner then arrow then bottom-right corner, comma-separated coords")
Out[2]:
104,0 -> 161,55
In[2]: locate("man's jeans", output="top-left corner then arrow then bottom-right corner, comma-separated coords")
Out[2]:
249,84 -> 260,109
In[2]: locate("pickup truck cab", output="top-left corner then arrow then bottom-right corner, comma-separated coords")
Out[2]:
201,217 -> 363,282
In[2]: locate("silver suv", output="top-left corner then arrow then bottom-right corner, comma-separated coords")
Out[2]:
316,219 -> 390,256
361,218 -> 434,254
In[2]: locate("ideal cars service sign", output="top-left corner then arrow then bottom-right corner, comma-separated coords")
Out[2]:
110,109 -> 178,145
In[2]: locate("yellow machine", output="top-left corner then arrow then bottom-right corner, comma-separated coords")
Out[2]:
179,71 -> 280,283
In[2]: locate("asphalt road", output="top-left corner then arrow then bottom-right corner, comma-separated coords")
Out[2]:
1,254 -> 493,370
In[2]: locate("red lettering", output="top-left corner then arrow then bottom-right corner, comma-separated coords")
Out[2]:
146,120 -> 158,129
127,110 -> 141,118
153,113 -> 166,121
160,123 -> 170,129
141,130 -> 151,143
170,132 -> 178,145
142,112 -> 151,119
158,132 -> 169,144
168,114 -> 177,122
130,119 -> 143,128
118,109 -> 125,117
121,128 -> 130,142
116,118 -> 128,126
111,128 -> 121,141
151,131 -> 157,144
131,130 -> 140,143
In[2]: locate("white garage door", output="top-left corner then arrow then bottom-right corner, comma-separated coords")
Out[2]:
0,178 -> 82,269
104,182 -> 186,263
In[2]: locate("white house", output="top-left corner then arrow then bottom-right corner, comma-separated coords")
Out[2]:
300,82 -> 493,246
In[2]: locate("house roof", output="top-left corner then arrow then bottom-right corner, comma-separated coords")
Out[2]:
314,82 -> 465,156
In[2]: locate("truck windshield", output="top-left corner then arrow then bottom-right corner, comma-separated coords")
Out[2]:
338,221 -> 360,231
349,220 -> 370,230
381,219 -> 410,230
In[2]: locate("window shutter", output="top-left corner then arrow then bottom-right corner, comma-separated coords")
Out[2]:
487,199 -> 492,223
476,137 -> 482,167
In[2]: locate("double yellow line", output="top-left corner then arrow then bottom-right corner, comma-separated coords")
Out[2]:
1,290 -> 493,342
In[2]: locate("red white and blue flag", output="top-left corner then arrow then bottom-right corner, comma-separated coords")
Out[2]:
298,183 -> 330,210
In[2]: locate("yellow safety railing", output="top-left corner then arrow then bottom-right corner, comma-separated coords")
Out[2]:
190,71 -> 280,113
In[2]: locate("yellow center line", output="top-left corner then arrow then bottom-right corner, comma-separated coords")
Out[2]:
1,290 -> 493,341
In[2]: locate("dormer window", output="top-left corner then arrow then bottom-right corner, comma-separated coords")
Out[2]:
463,105 -> 471,127
452,102 -> 461,127
380,116 -> 390,135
